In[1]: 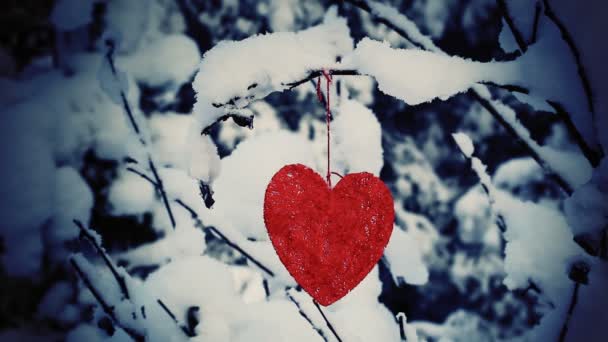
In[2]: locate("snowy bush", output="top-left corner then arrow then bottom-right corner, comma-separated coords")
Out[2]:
1,0 -> 606,341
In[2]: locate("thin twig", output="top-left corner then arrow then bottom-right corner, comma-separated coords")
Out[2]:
126,167 -> 158,187
71,258 -> 145,342
74,220 -> 130,300
71,258 -> 116,319
470,91 -> 573,195
530,1 -> 542,45
498,0 -> 602,167
286,292 -> 328,342
157,299 -> 195,337
123,167 -> 273,275
496,0 -> 528,52
313,300 -> 343,342
286,69 -> 360,89
558,281 -> 580,342
148,158 -> 177,228
201,113 -> 254,135
342,0 -> 422,49
397,313 -> 406,341
542,0 -> 594,116
344,0 -> 586,193
206,226 -> 275,277
104,39 -> 177,229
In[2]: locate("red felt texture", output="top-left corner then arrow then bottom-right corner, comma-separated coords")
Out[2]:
264,164 -> 394,306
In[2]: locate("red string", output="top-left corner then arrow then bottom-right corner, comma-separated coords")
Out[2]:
318,70 -> 333,187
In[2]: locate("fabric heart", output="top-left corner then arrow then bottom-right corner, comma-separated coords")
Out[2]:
264,164 -> 394,305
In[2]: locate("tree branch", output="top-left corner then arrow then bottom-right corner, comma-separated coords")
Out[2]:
470,90 -> 573,195
341,0 -> 423,49
205,226 -> 275,277
342,0 -> 593,192
104,39 -> 177,228
286,69 -> 360,89
286,291 -> 328,342
496,0 -> 528,52
497,0 -> 602,167
70,257 -> 145,342
542,0 -> 595,117
559,261 -> 589,342
74,220 -> 130,300
201,113 -> 254,135
124,167 -> 273,275
156,299 -> 196,337
313,300 -> 343,342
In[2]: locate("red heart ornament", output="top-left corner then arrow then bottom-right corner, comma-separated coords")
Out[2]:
264,164 -> 394,305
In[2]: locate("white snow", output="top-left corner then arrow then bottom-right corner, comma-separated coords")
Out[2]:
124,35 -> 200,88
367,0 -> 438,52
205,131 -> 318,240
331,99 -> 383,175
451,132 -> 474,157
107,169 -> 157,215
383,225 -> 429,285
349,38 -> 506,105
192,7 -> 353,129
48,167 -> 94,245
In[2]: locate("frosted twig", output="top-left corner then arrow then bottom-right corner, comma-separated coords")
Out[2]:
123,167 -> 274,275
342,0 -> 423,49
470,90 -> 573,195
206,226 -> 276,277
201,112 -> 254,135
345,0 -> 583,193
74,220 -> 130,300
498,0 -> 602,167
286,291 -> 328,342
104,39 -> 177,228
156,299 -> 195,337
70,257 -> 145,342
286,69 -> 360,89
397,312 -> 406,340
313,300 -> 343,342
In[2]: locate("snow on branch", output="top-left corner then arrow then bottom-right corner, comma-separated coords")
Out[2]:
343,0 -> 595,194
124,166 -> 276,277
192,7 -> 353,129
453,132 -> 596,340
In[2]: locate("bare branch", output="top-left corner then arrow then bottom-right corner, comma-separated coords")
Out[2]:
397,312 -> 406,341
104,39 -> 177,229
559,261 -> 590,342
147,158 -> 177,228
313,300 -> 343,342
286,69 -> 360,89
286,291 -> 328,342
542,0 -> 595,116
205,226 -> 275,277
496,0 -> 528,52
530,1 -> 542,45
156,299 -> 195,337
